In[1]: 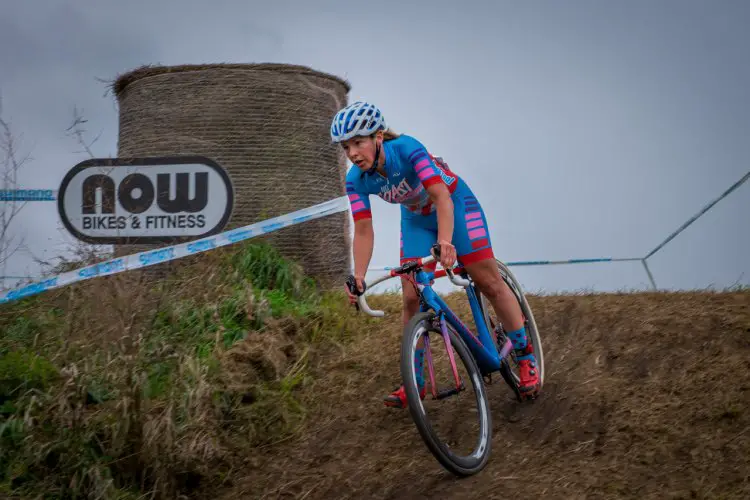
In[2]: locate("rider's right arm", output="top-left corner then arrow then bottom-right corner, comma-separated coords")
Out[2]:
353,218 -> 374,282
346,172 -> 374,283
346,178 -> 372,222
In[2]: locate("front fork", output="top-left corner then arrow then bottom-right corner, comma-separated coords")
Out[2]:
422,312 -> 465,400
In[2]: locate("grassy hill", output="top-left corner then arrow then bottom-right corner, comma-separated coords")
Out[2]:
1,243 -> 748,499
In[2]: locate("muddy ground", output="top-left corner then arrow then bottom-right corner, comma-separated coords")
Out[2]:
217,290 -> 750,499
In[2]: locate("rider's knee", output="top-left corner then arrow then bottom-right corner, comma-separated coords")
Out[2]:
486,279 -> 508,301
473,270 -> 506,300
402,280 -> 420,310
403,293 -> 420,312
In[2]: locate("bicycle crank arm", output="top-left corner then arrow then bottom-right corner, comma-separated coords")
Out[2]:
433,381 -> 466,400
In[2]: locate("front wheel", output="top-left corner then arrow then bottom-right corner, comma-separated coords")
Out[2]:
401,311 -> 492,476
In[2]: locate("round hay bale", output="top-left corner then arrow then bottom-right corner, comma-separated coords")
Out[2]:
111,63 -> 352,287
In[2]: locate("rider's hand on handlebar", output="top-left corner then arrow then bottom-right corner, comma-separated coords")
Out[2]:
435,240 -> 457,269
345,275 -> 365,307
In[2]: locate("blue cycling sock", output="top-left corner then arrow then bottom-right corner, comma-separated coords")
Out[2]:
507,326 -> 534,361
414,348 -> 425,389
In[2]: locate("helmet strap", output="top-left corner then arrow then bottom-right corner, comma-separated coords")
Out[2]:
364,136 -> 382,176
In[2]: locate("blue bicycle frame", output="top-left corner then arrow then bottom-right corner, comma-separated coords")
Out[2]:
412,266 -> 513,376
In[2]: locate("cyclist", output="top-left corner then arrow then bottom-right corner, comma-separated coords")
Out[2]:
333,101 -> 540,406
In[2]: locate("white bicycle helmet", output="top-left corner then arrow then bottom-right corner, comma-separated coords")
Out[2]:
330,101 -> 387,143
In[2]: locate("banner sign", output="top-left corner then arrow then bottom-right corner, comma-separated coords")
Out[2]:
57,156 -> 234,244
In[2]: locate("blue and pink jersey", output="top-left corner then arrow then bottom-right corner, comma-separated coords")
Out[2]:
345,134 -> 495,266
345,134 -> 459,222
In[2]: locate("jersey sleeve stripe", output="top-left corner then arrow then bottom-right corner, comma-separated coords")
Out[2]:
417,169 -> 437,181
467,219 -> 484,229
352,209 -> 372,221
408,149 -> 427,162
465,211 -> 482,221
351,201 -> 367,212
421,176 -> 443,189
414,158 -> 433,171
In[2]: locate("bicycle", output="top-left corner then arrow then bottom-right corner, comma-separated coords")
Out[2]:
346,244 -> 544,476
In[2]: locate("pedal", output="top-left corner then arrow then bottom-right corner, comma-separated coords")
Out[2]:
435,382 -> 465,400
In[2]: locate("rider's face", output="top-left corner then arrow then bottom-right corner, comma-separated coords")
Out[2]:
341,133 -> 382,171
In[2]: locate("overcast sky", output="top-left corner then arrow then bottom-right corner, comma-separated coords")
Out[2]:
1,0 -> 748,296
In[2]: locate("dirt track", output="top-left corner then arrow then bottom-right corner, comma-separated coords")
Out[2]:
218,290 -> 750,499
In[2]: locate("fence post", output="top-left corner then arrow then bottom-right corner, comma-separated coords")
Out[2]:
642,259 -> 657,291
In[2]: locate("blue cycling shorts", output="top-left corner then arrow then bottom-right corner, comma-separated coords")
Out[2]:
400,179 -> 495,268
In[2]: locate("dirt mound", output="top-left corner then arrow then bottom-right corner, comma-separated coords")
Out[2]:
219,290 -> 750,499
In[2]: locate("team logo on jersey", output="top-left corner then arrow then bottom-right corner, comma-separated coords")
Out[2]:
437,168 -> 456,186
379,178 -> 420,204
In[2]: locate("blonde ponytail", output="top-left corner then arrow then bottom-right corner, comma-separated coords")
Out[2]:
382,128 -> 401,141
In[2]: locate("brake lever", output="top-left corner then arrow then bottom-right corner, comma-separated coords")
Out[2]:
345,274 -> 367,312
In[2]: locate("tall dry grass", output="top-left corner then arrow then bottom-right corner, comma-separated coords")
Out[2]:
0,241 -> 365,499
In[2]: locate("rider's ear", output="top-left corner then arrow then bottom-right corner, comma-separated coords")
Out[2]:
374,130 -> 384,146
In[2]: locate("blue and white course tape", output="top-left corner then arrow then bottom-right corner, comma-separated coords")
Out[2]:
0,196 -> 350,304
0,189 -> 56,201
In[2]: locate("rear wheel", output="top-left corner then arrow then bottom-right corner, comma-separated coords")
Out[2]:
401,311 -> 492,476
477,259 -> 544,398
